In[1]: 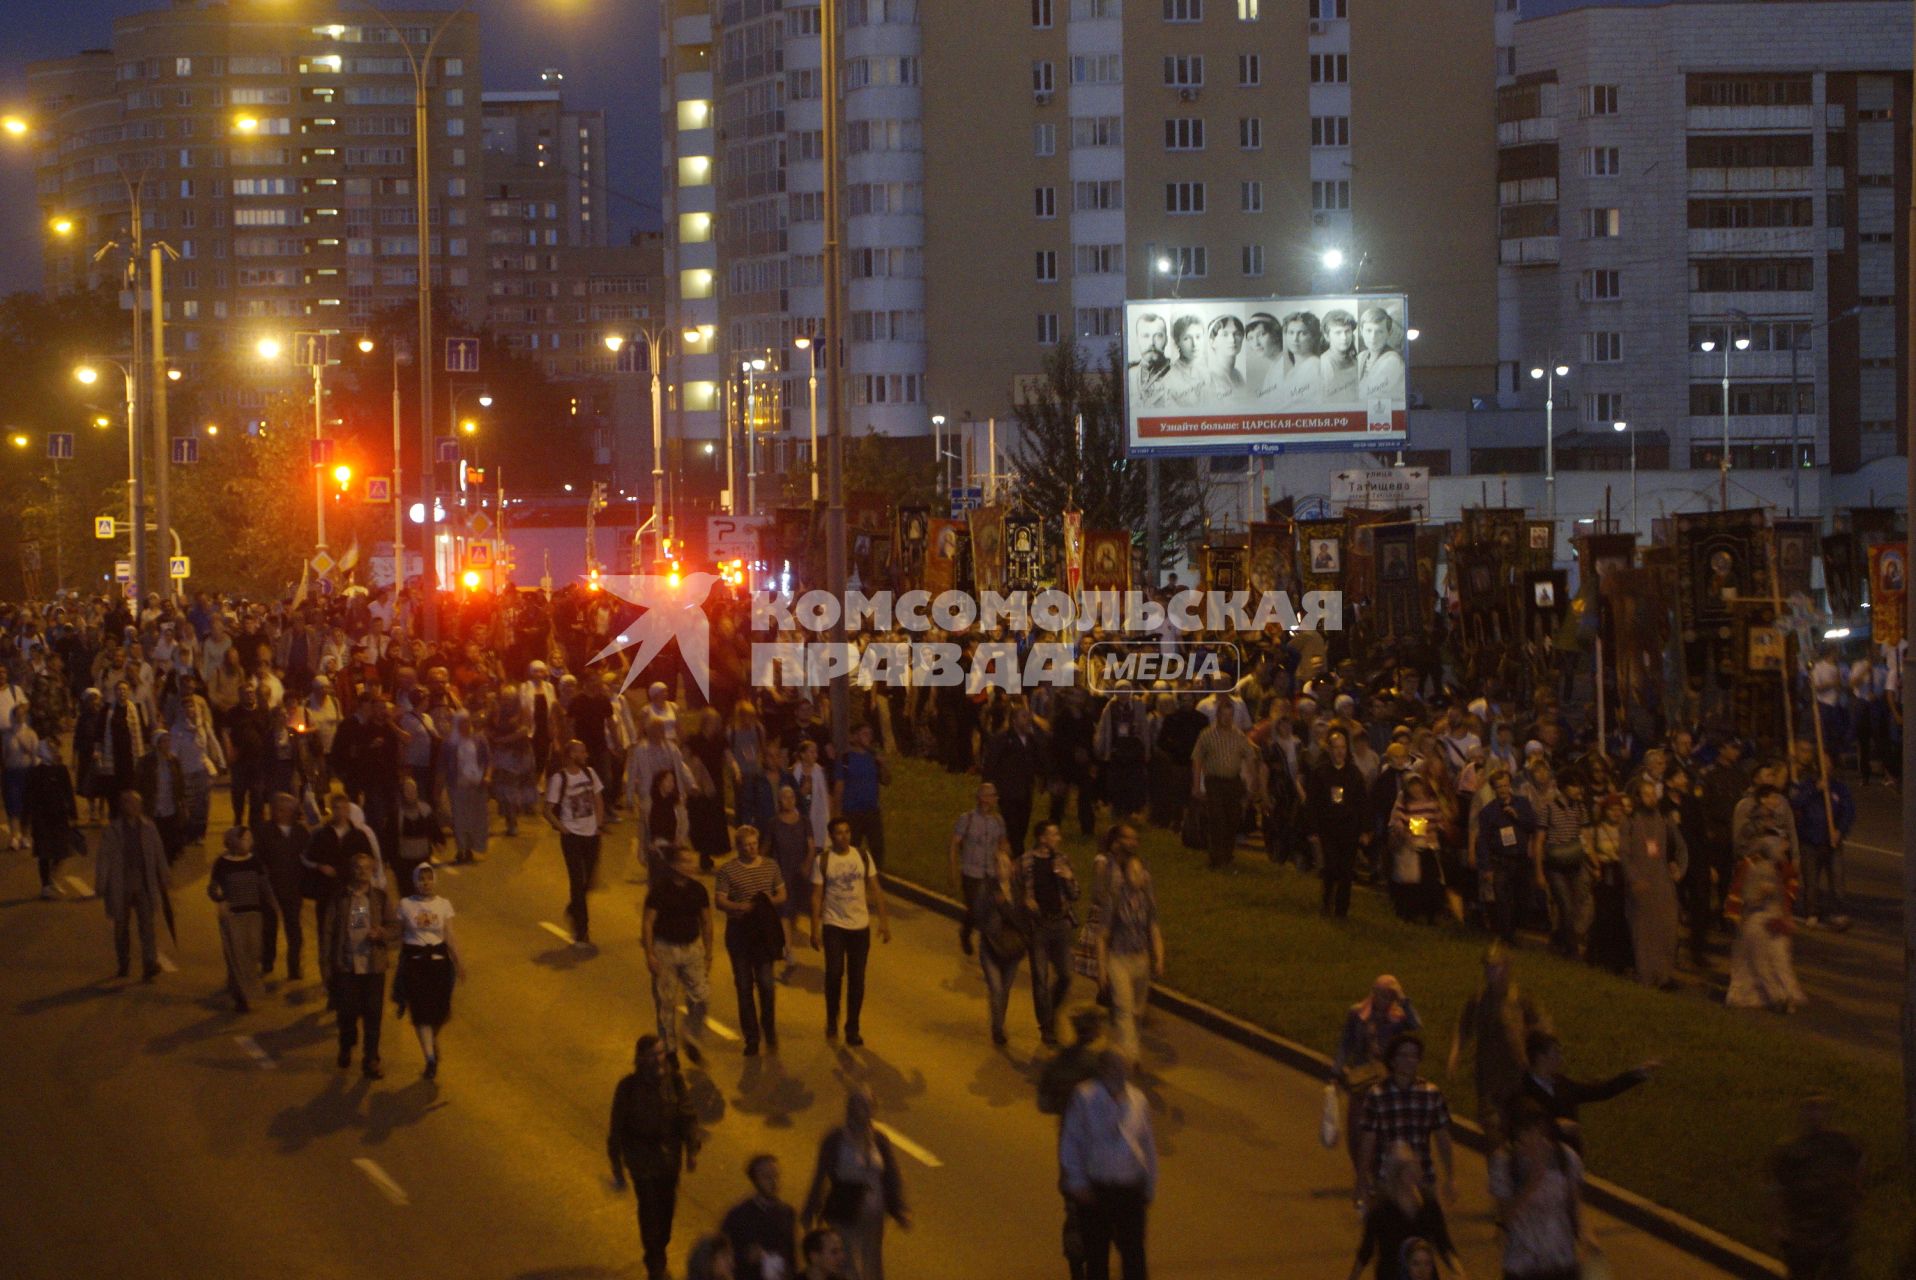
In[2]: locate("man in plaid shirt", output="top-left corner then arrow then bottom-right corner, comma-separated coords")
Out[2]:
1356,1032 -> 1458,1207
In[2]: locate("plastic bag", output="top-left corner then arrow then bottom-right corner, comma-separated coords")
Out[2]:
1319,1082 -> 1341,1148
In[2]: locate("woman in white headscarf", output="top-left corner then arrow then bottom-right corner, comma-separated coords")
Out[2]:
393,861 -> 465,1079
440,709 -> 493,863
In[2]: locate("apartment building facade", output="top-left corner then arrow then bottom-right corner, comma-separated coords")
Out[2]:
659,0 -> 1501,484
1497,0 -> 1911,479
28,1 -> 489,381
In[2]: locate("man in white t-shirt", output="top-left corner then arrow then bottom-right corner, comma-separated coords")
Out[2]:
545,738 -> 605,947
809,817 -> 889,1047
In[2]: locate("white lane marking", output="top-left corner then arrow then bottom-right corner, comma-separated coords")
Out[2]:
155,953 -> 178,973
873,1122 -> 943,1169
538,921 -> 576,943
703,1018 -> 740,1043
351,1157 -> 411,1206
234,1035 -> 276,1070
1847,840 -> 1903,860
64,876 -> 93,897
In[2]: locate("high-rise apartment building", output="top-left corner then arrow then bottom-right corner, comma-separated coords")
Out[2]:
481,83 -> 607,250
1498,0 -> 1911,479
27,1 -> 488,379
659,0 -> 1501,479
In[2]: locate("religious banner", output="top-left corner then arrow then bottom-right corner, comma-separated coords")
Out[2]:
1602,567 -> 1671,712
1674,509 -> 1769,647
1525,522 -> 1555,574
851,531 -> 893,592
1771,518 -> 1818,602
1372,522 -> 1421,637
924,517 -> 963,595
1462,507 -> 1527,570
848,492 -> 890,536
1415,527 -> 1443,612
1203,544 -> 1247,595
1556,532 -> 1636,652
1084,530 -> 1130,593
1344,507 -> 1412,604
1299,517 -> 1346,594
1870,542 -> 1907,648
897,504 -> 929,557
1062,509 -> 1084,595
1249,521 -> 1296,597
1822,533 -> 1860,617
1526,569 -> 1567,620
969,504 -> 1006,594
1004,513 -> 1043,591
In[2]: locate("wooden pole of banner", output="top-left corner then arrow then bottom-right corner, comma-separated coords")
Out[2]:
1763,536 -> 1803,789
1594,629 -> 1607,759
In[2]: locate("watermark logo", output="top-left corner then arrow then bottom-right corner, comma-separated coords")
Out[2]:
1085,641 -> 1239,696
595,573 -> 720,698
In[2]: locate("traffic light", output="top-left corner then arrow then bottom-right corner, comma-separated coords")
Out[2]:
587,566 -> 601,592
461,569 -> 480,590
332,463 -> 353,492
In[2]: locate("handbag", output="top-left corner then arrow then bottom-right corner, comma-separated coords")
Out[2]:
1319,1082 -> 1341,1148
1180,803 -> 1206,850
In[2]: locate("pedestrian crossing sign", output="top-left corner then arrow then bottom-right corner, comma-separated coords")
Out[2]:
169,556 -> 190,580
365,476 -> 392,503
95,516 -> 116,540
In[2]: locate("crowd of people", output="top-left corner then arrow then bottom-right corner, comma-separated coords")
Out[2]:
0,572 -> 1894,1280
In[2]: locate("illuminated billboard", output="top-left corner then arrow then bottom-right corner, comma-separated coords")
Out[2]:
1123,294 -> 1410,456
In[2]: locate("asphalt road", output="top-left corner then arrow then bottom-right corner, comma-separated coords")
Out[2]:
1,817 -> 1746,1280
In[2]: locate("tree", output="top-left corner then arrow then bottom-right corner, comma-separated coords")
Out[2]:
1005,341 -> 1206,578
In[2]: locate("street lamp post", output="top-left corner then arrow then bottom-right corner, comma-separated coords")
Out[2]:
608,324 -> 694,561
1529,362 -> 1571,526
1613,419 -> 1636,535
742,358 -> 767,516
74,360 -> 143,602
931,414 -> 948,493
1699,316 -> 1750,509
795,336 -> 820,502
1145,256 -> 1183,584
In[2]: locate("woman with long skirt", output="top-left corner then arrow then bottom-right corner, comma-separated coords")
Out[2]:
393,863 -> 465,1079
1583,793 -> 1633,974
208,826 -> 276,1013
1725,837 -> 1807,1013
1620,776 -> 1686,988
25,734 -> 80,898
441,709 -> 492,864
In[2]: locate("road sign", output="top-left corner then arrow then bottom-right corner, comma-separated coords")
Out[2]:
309,438 -> 334,467
466,541 -> 493,568
436,437 -> 460,464
46,432 -> 74,461
310,551 -> 336,577
168,555 -> 190,580
445,337 -> 480,373
294,331 -> 330,368
171,436 -> 199,465
95,516 -> 117,541
1294,496 -> 1335,521
364,476 -> 392,503
467,511 -> 492,536
707,514 -> 770,562
1331,467 -> 1430,509
949,485 -> 983,516
113,559 -> 131,582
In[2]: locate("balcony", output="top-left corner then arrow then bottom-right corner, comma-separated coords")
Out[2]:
1686,105 -> 1814,131
1687,350 -> 1807,380
1688,226 -> 1818,253
1499,235 -> 1560,265
1690,290 -> 1815,315
1496,116 -> 1558,145
1688,166 -> 1815,193
1498,177 -> 1557,206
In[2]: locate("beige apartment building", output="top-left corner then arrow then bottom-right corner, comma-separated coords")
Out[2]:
661,0 -> 1501,484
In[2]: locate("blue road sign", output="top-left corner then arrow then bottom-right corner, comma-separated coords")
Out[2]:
171,436 -> 199,465
436,437 -> 461,464
445,337 -> 480,373
949,486 -> 983,516
46,432 -> 74,461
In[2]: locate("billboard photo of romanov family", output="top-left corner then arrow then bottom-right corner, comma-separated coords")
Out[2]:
1123,295 -> 1411,457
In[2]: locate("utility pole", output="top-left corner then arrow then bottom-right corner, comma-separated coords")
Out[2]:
821,0 -> 850,762
1901,9 -> 1916,1164
149,245 -> 172,599
124,186 -> 147,604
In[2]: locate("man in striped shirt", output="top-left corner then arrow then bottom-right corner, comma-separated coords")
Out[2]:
714,827 -> 787,1056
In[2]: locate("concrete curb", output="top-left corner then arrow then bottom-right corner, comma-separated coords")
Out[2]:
880,871 -> 1787,1280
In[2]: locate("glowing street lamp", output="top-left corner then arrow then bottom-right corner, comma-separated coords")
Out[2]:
48,216 -> 74,237
1,116 -> 28,138
1321,247 -> 1346,270
255,336 -> 282,360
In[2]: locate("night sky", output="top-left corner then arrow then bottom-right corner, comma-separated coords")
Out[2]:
0,0 -> 662,295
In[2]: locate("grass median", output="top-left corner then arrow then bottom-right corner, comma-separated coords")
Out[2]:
876,756 -> 1912,1273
